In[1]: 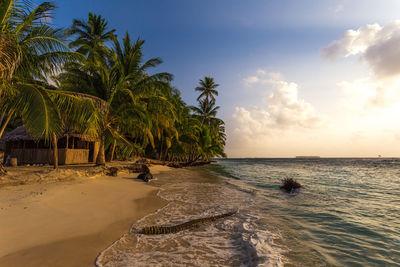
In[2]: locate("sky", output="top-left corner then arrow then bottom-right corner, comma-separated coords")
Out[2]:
50,0 -> 400,157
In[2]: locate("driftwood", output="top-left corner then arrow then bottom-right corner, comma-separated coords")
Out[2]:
137,210 -> 237,235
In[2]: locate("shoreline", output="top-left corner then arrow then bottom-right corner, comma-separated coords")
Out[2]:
0,165 -> 171,267
94,163 -> 274,266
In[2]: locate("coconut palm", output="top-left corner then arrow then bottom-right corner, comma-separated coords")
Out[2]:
191,79 -> 226,161
1,3 -> 226,166
57,28 -> 173,163
67,12 -> 115,64
191,99 -> 220,125
195,77 -> 219,103
0,1 -> 97,168
56,54 -> 126,165
194,76 -> 220,126
0,1 -> 71,137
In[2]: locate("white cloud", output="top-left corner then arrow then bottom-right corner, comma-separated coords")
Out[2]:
322,21 -> 400,78
243,76 -> 259,85
227,69 -> 400,157
243,70 -> 283,86
322,21 -> 400,111
230,72 -> 323,145
265,77 -> 321,128
321,23 -> 382,59
227,21 -> 400,158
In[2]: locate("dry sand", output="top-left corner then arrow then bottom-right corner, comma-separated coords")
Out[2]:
0,165 -> 171,267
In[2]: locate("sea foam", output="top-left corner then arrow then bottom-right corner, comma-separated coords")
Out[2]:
96,169 -> 285,267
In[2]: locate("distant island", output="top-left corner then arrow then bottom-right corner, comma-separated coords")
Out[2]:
295,156 -> 321,159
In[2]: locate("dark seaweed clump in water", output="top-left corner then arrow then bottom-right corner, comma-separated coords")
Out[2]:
280,178 -> 301,193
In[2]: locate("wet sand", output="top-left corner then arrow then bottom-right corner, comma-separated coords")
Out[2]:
0,165 -> 170,267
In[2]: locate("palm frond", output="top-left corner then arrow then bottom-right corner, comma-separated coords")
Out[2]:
14,83 -> 62,140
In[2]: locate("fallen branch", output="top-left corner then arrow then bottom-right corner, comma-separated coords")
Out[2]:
137,210 -> 237,235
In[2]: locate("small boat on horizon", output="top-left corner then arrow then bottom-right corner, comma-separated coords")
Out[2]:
295,156 -> 321,159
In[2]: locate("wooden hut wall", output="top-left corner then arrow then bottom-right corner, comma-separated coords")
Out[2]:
5,139 -> 99,165
9,149 -> 53,164
9,148 -> 90,165
64,149 -> 89,164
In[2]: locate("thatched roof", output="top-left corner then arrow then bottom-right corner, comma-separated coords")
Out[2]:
2,126 -> 29,142
3,126 -> 98,142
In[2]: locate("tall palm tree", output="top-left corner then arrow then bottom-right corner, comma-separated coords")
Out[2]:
191,76 -> 226,161
0,0 -> 95,168
56,54 -> 125,165
109,34 -> 174,161
195,77 -> 219,103
191,99 -> 220,125
66,12 -> 115,64
194,77 -> 219,125
166,92 -> 201,162
57,29 -> 173,164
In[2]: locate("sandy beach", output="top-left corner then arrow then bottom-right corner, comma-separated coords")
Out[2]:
0,165 -> 170,267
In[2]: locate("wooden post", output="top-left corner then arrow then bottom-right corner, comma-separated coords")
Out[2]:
52,133 -> 58,169
71,137 -> 74,149
65,136 -> 69,149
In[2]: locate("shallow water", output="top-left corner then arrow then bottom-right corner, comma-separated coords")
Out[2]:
97,159 -> 400,266
207,158 -> 400,266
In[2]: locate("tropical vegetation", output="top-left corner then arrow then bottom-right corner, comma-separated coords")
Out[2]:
0,0 -> 226,168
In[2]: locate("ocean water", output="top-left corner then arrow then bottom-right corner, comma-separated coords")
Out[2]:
97,158 -> 400,266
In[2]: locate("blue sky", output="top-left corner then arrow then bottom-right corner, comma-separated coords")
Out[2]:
51,0 -> 400,157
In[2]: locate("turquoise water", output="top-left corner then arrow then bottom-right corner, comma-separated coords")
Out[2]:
207,158 -> 400,266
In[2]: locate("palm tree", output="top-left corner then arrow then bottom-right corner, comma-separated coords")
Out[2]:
194,77 -> 219,125
167,93 -> 200,162
57,28 -> 173,164
191,76 -> 226,161
56,54 -> 124,165
189,100 -> 226,160
66,12 -> 115,64
195,77 -> 219,103
0,0 -> 94,168
191,99 -> 220,125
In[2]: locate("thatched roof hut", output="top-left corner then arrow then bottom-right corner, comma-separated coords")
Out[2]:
3,126 -> 99,165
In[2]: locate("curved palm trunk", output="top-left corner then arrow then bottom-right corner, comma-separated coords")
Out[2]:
106,139 -> 116,162
52,133 -> 58,169
159,136 -> 163,160
200,96 -> 210,127
0,112 -> 13,139
163,148 -> 169,162
96,137 -> 106,165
